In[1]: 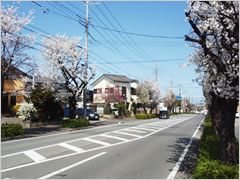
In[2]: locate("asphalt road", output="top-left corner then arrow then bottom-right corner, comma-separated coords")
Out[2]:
2,114 -> 205,179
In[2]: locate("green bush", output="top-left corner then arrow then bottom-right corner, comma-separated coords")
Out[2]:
30,87 -> 63,122
192,119 -> 239,179
1,123 -> 24,138
136,113 -> 157,119
62,119 -> 89,128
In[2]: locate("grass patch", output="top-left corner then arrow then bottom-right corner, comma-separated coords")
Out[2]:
136,113 -> 157,119
192,117 -> 239,179
62,118 -> 89,128
1,123 -> 24,138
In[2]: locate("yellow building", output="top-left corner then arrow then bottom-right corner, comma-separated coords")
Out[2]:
3,79 -> 25,106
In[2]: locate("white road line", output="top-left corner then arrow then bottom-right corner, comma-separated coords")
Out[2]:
131,127 -> 157,132
167,117 -> 205,179
58,143 -> 84,153
114,131 -> 142,138
38,152 -> 106,179
1,123 -> 120,144
24,150 -> 46,162
2,116 -> 194,173
83,138 -> 111,146
139,125 -> 160,130
101,134 -> 129,142
122,128 -> 146,134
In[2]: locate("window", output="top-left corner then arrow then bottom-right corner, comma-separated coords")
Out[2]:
131,88 -> 136,95
110,88 -> 114,93
105,88 -> 109,93
11,96 -> 16,106
122,86 -> 126,97
94,88 -> 102,94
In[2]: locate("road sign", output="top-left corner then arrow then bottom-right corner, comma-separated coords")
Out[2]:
176,96 -> 182,100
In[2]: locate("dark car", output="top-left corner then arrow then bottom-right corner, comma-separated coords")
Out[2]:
159,110 -> 169,119
64,107 -> 100,120
75,108 -> 100,120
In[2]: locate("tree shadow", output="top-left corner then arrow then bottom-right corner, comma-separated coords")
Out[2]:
167,137 -> 200,178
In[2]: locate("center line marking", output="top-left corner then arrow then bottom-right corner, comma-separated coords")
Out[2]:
24,150 -> 46,162
83,138 -> 111,146
38,152 -> 106,179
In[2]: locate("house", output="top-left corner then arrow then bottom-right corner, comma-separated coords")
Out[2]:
91,74 -> 138,114
1,64 -> 44,114
1,65 -> 32,114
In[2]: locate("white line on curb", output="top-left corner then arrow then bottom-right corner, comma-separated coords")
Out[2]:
38,152 -> 106,179
166,117 -> 205,179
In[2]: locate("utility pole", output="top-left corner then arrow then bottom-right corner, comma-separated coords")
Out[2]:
83,0 -> 89,119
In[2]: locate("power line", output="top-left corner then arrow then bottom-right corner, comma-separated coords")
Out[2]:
94,58 -> 186,64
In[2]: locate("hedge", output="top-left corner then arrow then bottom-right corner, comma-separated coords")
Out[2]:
62,118 -> 89,128
1,123 -> 24,138
136,114 -> 157,119
192,119 -> 239,179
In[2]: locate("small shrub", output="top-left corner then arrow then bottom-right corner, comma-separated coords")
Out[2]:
1,123 -> 24,138
192,118 -> 239,179
17,101 -> 38,121
62,118 -> 89,128
136,113 -> 157,119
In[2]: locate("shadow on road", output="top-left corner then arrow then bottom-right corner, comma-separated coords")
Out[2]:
167,137 -> 199,179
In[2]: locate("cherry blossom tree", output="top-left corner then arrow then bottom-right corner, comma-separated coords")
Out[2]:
149,80 -> 161,114
163,88 -> 176,113
136,80 -> 161,114
185,1 -> 239,164
1,4 -> 36,109
40,34 -> 96,118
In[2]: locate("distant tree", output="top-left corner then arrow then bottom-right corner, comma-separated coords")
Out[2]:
40,34 -> 96,119
164,88 -> 176,113
1,5 -> 36,110
185,1 -> 239,164
149,80 -> 161,114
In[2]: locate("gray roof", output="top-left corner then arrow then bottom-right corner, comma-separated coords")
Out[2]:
91,74 -> 138,86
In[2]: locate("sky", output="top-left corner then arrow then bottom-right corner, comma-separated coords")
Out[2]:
2,0 -> 205,105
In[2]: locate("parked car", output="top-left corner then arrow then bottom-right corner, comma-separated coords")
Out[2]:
64,107 -> 100,120
75,108 -> 100,120
159,110 -> 169,119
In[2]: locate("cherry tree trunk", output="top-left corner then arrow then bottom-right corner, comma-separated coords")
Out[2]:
208,92 -> 221,135
69,96 -> 77,119
215,96 -> 238,164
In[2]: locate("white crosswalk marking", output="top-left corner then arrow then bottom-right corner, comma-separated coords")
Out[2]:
101,134 -> 129,142
123,128 -> 146,134
58,143 -> 84,153
83,138 -> 111,146
131,127 -> 157,132
140,125 -> 160,130
24,150 -> 46,162
114,131 -> 142,138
